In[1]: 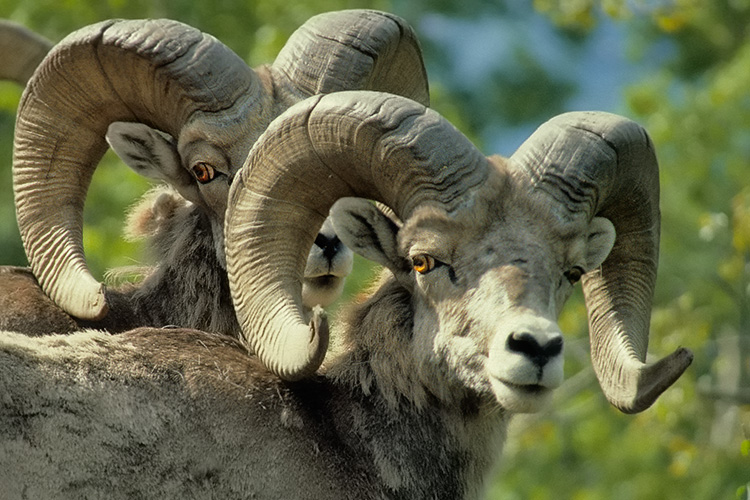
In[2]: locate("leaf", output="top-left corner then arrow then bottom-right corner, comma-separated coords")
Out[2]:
742,439 -> 750,458
736,484 -> 747,500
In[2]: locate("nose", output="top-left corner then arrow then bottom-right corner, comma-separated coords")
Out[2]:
314,233 -> 342,262
506,331 -> 563,368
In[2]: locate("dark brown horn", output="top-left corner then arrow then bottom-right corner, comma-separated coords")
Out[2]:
509,111 -> 693,413
13,19 -> 260,319
225,91 -> 487,380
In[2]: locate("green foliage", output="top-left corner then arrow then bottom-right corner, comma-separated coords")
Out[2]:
457,48 -> 577,130
0,82 -> 24,266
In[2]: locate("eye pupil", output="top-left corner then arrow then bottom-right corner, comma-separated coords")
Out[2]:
192,163 -> 215,183
412,254 -> 435,274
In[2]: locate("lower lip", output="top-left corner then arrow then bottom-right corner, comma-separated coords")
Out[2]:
308,275 -> 337,285
499,380 -> 549,395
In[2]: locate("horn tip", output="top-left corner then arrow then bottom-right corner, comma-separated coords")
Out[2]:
79,288 -> 109,321
267,306 -> 329,381
612,347 -> 694,415
88,288 -> 110,321
53,281 -> 109,321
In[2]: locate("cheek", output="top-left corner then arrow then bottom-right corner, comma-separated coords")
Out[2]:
439,334 -> 490,391
410,298 -> 439,361
415,275 -> 451,304
198,180 -> 229,220
411,298 -> 474,366
433,304 -> 492,389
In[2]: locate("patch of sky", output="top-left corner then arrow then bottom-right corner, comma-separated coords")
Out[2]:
418,7 -> 677,153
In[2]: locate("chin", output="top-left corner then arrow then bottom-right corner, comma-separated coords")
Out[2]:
302,276 -> 346,309
490,377 -> 554,414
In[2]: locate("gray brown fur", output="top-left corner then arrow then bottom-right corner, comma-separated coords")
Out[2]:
0,188 -> 238,336
0,280 -> 506,499
0,267 -> 77,335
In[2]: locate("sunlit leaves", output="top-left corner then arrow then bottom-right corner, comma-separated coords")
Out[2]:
533,0 -> 599,30
732,189 -> 750,254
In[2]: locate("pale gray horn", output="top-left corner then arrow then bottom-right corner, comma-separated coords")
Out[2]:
272,9 -> 429,106
225,91 -> 487,380
510,111 -> 693,413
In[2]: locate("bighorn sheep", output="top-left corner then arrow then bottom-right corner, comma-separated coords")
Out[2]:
6,10 -> 428,335
0,18 -> 351,333
0,92 -> 693,498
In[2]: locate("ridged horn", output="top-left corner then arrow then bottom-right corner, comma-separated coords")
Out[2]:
225,91 -> 488,380
509,111 -> 693,413
272,9 -> 429,106
13,19 -> 260,320
0,20 -> 52,85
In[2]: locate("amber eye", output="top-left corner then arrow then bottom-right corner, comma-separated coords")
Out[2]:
564,266 -> 585,284
192,162 -> 215,184
412,254 -> 436,274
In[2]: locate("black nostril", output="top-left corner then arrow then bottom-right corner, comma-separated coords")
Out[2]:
314,233 -> 341,262
507,332 -> 542,358
545,336 -> 563,358
507,332 -> 562,367
314,233 -> 329,249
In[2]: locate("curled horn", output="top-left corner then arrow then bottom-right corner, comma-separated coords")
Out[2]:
509,111 -> 693,413
0,20 -> 52,85
225,91 -> 487,380
13,19 -> 259,319
272,9 -> 429,106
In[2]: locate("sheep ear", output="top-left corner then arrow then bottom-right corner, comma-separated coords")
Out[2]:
586,217 -> 616,270
330,198 -> 411,280
106,122 -> 201,204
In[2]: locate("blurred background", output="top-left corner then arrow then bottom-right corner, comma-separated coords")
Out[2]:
0,0 -> 747,498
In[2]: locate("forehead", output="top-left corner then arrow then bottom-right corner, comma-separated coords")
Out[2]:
178,113 -> 259,171
492,185 -> 584,244
400,172 -> 588,262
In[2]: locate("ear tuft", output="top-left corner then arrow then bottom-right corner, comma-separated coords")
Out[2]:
330,198 -> 410,278
124,187 -> 189,241
106,122 -> 179,180
586,217 -> 616,270
107,122 -> 203,204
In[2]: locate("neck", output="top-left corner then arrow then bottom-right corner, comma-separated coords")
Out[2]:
99,206 -> 240,336
318,362 -> 508,500
323,275 -> 509,499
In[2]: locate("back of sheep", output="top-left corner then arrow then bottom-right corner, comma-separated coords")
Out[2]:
0,328 -> 381,499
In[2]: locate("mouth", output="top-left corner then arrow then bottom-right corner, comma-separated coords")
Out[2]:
305,274 -> 341,288
489,377 -> 554,413
500,381 -> 549,394
496,379 -> 551,395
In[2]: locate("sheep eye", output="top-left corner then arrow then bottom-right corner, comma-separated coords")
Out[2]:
412,254 -> 436,274
564,266 -> 585,284
192,162 -> 215,184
